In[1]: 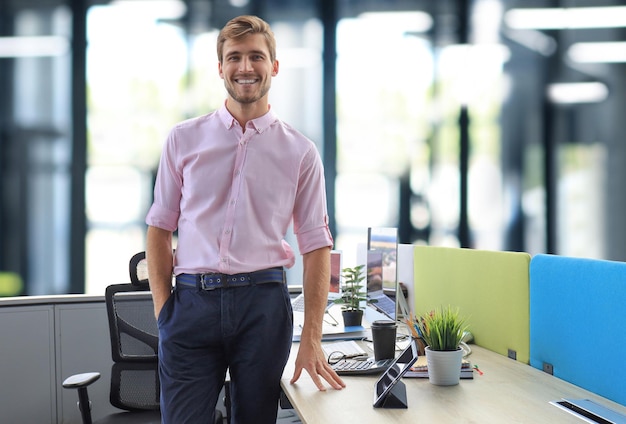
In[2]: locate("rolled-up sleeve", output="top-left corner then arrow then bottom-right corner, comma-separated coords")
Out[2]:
293,147 -> 333,254
145,129 -> 182,232
146,203 -> 179,232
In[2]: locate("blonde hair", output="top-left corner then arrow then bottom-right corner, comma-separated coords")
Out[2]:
217,15 -> 276,63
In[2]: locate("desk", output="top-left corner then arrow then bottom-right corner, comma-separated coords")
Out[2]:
281,345 -> 626,423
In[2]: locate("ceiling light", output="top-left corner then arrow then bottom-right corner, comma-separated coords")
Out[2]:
505,6 -> 626,30
0,36 -> 69,58
568,42 -> 626,63
547,82 -> 608,104
359,11 -> 433,33
110,0 -> 186,20
229,0 -> 250,6
502,28 -> 557,56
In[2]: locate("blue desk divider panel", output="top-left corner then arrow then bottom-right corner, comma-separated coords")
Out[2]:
530,254 -> 626,406
413,246 -> 530,363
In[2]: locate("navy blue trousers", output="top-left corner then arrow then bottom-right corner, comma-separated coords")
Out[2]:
157,281 -> 293,424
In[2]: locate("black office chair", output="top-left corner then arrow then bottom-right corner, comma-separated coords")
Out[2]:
63,252 -> 224,424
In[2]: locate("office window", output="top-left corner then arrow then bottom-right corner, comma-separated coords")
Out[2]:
5,5 -> 73,295
85,2 -> 190,293
334,7 -> 508,261
84,4 -> 323,293
334,12 -> 433,265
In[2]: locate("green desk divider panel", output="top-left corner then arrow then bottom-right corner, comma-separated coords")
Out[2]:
413,246 -> 530,363
530,254 -> 626,406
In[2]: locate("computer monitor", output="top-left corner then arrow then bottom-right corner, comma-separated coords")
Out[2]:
366,227 -> 399,320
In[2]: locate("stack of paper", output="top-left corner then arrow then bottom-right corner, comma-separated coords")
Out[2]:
404,356 -> 474,379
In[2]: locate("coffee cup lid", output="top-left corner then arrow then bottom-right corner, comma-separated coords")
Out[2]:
372,319 -> 396,327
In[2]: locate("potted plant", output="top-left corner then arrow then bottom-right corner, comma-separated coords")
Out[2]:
416,305 -> 469,385
334,265 -> 370,326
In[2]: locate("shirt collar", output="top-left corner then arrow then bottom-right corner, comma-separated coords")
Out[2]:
217,101 -> 277,134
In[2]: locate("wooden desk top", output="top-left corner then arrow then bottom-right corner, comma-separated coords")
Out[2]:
281,344 -> 626,423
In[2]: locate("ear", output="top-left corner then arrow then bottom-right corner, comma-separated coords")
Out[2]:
272,59 -> 279,77
218,61 -> 224,79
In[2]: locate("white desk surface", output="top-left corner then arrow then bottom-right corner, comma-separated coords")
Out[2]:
281,344 -> 626,423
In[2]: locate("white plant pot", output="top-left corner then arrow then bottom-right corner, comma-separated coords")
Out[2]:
425,346 -> 464,386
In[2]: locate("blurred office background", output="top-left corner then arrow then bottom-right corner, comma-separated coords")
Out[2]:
1,0 -> 625,296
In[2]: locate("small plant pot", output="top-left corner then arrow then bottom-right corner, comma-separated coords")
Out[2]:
425,346 -> 464,386
341,310 -> 363,327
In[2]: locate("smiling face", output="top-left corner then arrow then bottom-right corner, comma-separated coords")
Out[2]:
218,33 -> 279,108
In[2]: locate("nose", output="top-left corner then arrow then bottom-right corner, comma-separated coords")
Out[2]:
239,57 -> 253,72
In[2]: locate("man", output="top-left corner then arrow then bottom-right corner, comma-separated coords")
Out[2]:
145,15 -> 345,424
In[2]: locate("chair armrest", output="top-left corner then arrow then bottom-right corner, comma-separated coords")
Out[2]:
62,372 -> 101,389
63,372 -> 101,424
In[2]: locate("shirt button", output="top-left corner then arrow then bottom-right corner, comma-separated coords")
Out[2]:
225,229 -> 231,234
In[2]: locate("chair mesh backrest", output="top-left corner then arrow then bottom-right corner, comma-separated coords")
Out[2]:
106,286 -> 159,361
110,362 -> 160,411
106,253 -> 159,362
104,251 -> 160,411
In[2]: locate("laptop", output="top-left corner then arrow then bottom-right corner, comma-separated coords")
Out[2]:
291,250 -> 342,313
366,249 -> 397,320
366,227 -> 399,320
292,250 -> 371,342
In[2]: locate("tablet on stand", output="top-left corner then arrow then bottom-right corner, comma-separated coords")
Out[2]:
372,339 -> 418,409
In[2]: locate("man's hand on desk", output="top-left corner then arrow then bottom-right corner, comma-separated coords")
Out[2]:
290,337 -> 346,391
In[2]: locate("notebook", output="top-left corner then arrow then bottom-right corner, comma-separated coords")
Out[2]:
404,355 -> 474,379
322,340 -> 366,357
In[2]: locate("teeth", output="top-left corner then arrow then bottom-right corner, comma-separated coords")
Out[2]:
238,79 -> 256,84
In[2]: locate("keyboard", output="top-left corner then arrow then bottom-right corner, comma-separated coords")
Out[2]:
331,358 -> 394,375
323,340 -> 394,375
291,294 -> 306,312
369,295 -> 396,317
291,293 -> 335,313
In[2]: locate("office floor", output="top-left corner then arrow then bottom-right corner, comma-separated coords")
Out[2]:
276,408 -> 302,423
217,407 -> 301,423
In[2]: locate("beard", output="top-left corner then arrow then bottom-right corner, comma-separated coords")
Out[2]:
224,79 -> 271,105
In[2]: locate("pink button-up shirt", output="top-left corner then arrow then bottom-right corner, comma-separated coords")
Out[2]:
145,104 -> 333,275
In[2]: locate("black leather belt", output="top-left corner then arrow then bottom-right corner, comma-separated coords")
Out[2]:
176,267 -> 285,291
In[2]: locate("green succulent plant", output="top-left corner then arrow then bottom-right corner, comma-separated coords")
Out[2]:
416,305 -> 469,351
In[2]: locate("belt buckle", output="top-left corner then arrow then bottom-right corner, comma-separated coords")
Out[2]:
200,273 -> 223,290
